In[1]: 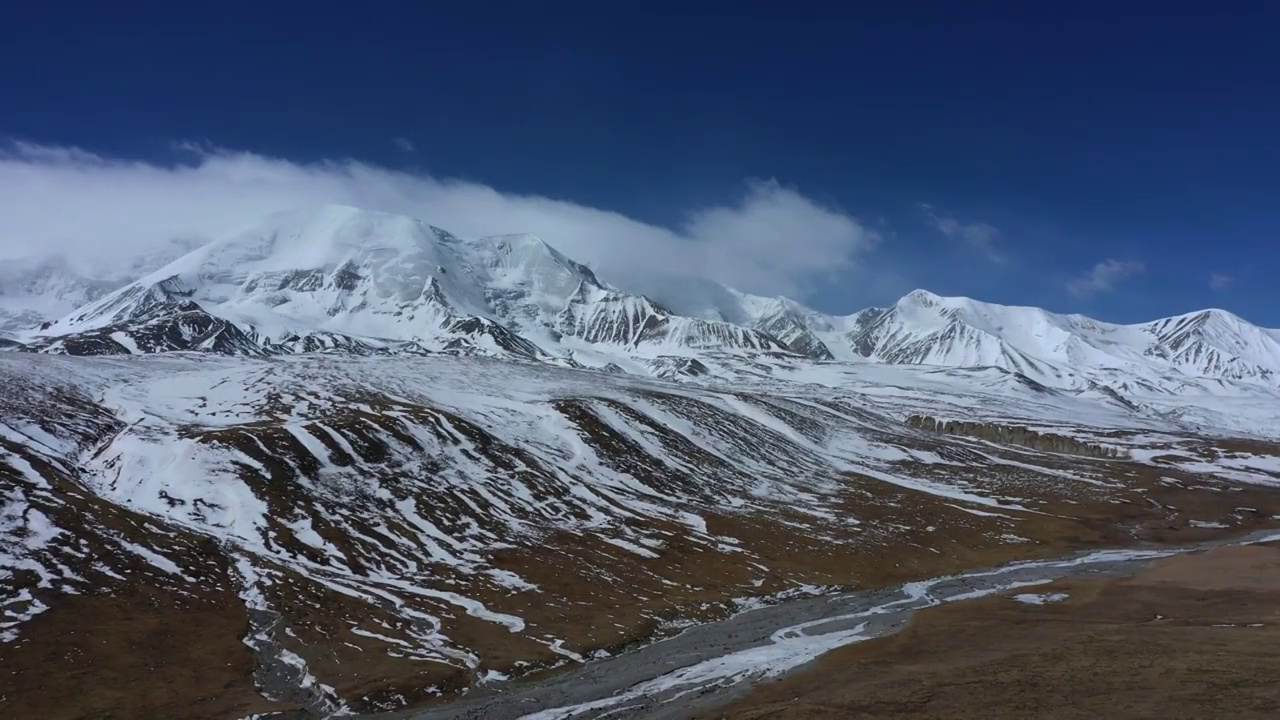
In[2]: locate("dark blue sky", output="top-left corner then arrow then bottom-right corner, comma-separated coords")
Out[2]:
4,3 -> 1278,323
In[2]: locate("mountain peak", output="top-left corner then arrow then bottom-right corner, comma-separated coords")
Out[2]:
903,288 -> 943,303
472,233 -> 599,286
897,289 -> 982,312
25,205 -> 796,364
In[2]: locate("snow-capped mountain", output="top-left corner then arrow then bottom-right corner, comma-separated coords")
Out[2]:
10,204 -> 1280,392
24,205 -> 783,363
640,276 -> 855,360
842,290 -> 1280,388
0,256 -> 115,332
0,239 -> 203,332
1143,308 -> 1280,383
651,277 -> 1280,389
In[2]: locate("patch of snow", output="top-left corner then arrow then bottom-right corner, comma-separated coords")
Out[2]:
485,568 -> 540,592
1012,592 -> 1069,605
600,536 -> 661,559
109,331 -> 141,354
1189,520 -> 1229,529
113,538 -> 194,581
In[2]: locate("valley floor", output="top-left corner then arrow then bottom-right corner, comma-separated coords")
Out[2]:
3,507 -> 1280,719
708,544 -> 1280,720
381,527 -> 1280,720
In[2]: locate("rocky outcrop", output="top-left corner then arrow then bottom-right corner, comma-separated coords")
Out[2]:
907,415 -> 1124,459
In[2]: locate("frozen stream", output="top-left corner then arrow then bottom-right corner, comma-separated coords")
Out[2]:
383,529 -> 1280,720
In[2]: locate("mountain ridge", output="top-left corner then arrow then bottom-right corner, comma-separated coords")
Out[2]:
5,204 -> 1278,391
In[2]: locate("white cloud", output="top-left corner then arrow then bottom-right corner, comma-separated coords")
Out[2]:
1209,272 -> 1233,290
1066,259 -> 1146,299
920,204 -> 1003,262
392,137 -> 415,153
0,142 -> 877,299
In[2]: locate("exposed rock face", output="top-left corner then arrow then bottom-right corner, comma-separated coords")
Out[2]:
906,415 -> 1123,459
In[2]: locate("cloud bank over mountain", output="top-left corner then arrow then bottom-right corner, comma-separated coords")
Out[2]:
0,142 -> 876,300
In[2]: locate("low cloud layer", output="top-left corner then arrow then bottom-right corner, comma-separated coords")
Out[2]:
0,142 -> 877,299
1066,259 -> 1146,299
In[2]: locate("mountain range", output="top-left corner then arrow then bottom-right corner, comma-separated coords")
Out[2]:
5,204 -> 1280,718
4,204 -> 1278,393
